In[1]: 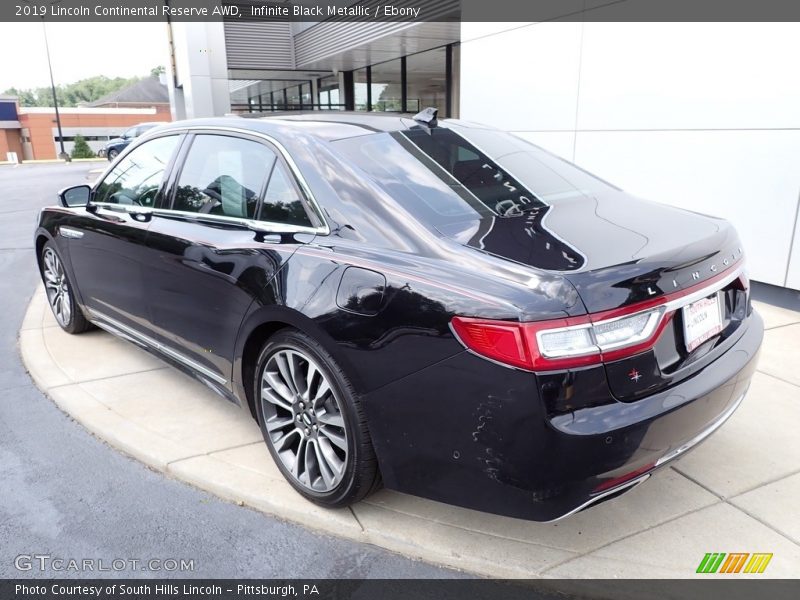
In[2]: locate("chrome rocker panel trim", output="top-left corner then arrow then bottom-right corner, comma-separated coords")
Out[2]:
86,308 -> 227,386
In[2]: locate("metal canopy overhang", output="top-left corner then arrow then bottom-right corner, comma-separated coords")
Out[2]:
294,21 -> 460,72
226,21 -> 459,80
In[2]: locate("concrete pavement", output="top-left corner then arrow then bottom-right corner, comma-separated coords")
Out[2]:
19,280 -> 800,578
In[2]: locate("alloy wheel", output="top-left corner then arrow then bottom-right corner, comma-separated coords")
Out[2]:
42,247 -> 72,327
260,349 -> 349,493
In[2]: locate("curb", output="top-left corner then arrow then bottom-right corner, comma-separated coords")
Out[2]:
3,159 -> 108,165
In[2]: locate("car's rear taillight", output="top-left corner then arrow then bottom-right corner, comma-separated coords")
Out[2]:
452,306 -> 667,372
451,264 -> 743,372
448,318 -> 531,370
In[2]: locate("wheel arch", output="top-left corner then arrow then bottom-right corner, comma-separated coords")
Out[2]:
35,229 -> 87,308
34,230 -> 54,273
235,305 -> 361,421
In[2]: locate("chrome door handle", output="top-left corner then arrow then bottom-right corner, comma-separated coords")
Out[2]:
128,208 -> 153,223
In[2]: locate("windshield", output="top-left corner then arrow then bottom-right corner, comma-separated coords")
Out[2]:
332,125 -> 617,229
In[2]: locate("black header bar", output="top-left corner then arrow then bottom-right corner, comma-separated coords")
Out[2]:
4,0 -> 800,23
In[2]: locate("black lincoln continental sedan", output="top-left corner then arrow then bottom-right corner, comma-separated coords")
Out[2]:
34,110 -> 762,521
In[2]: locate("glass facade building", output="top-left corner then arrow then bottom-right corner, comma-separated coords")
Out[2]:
227,44 -> 458,117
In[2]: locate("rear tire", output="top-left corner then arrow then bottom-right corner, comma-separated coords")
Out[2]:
254,329 -> 381,507
40,242 -> 93,335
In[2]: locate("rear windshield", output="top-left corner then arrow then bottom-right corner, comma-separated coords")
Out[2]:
332,125 -> 617,227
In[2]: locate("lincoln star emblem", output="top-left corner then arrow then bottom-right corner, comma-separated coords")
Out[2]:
628,368 -> 642,383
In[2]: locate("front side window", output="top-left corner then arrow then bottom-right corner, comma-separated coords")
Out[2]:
94,135 -> 180,206
172,135 -> 275,219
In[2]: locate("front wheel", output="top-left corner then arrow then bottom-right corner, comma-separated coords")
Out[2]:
40,242 -> 93,334
107,148 -> 119,161
254,329 -> 380,507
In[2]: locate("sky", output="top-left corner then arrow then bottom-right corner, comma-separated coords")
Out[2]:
0,22 -> 169,92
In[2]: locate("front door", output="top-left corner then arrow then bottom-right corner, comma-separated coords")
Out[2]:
67,134 -> 182,332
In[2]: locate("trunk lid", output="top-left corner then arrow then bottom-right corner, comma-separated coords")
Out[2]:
440,189 -> 744,313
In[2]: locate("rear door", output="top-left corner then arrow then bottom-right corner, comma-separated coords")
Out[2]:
67,134 -> 183,332
143,131 -> 320,386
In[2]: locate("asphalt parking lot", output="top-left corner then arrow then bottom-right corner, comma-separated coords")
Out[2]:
5,162 -> 800,581
0,162 -> 462,579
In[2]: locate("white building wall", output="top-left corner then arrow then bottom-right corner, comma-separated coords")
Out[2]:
460,22 -> 800,289
168,22 -> 231,119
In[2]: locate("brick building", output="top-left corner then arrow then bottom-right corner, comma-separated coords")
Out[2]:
0,76 -> 171,161
0,96 -> 25,161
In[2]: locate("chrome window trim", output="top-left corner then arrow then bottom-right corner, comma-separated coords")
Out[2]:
91,203 -> 153,215
87,308 -> 228,386
89,203 -> 323,236
151,208 -> 323,235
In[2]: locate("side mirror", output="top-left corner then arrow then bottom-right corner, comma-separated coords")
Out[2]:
58,184 -> 91,208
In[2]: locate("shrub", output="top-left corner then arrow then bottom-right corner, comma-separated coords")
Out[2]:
71,134 -> 95,159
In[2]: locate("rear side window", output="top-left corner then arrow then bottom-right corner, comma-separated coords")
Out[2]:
258,162 -> 313,227
95,135 -> 180,206
173,134 -> 275,219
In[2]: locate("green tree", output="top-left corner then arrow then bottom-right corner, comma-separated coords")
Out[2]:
150,65 -> 166,77
2,87 -> 38,106
71,134 -> 95,159
3,74 -> 142,107
61,75 -> 140,106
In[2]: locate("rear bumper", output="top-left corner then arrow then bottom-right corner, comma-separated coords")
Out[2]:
364,310 -> 763,521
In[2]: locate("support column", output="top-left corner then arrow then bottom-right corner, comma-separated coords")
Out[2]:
167,22 -> 231,118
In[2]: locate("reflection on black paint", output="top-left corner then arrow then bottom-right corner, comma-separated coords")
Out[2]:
477,206 -> 583,271
321,284 -> 449,351
399,128 -> 585,271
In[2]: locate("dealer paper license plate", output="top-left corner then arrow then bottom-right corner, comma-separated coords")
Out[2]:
682,293 -> 724,352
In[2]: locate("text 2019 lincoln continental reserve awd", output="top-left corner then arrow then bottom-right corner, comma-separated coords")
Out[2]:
34,110 -> 763,521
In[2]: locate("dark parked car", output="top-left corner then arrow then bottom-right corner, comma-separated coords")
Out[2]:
104,122 -> 161,161
35,111 -> 762,521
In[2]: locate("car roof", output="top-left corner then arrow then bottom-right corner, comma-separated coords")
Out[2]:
150,112 -> 480,144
